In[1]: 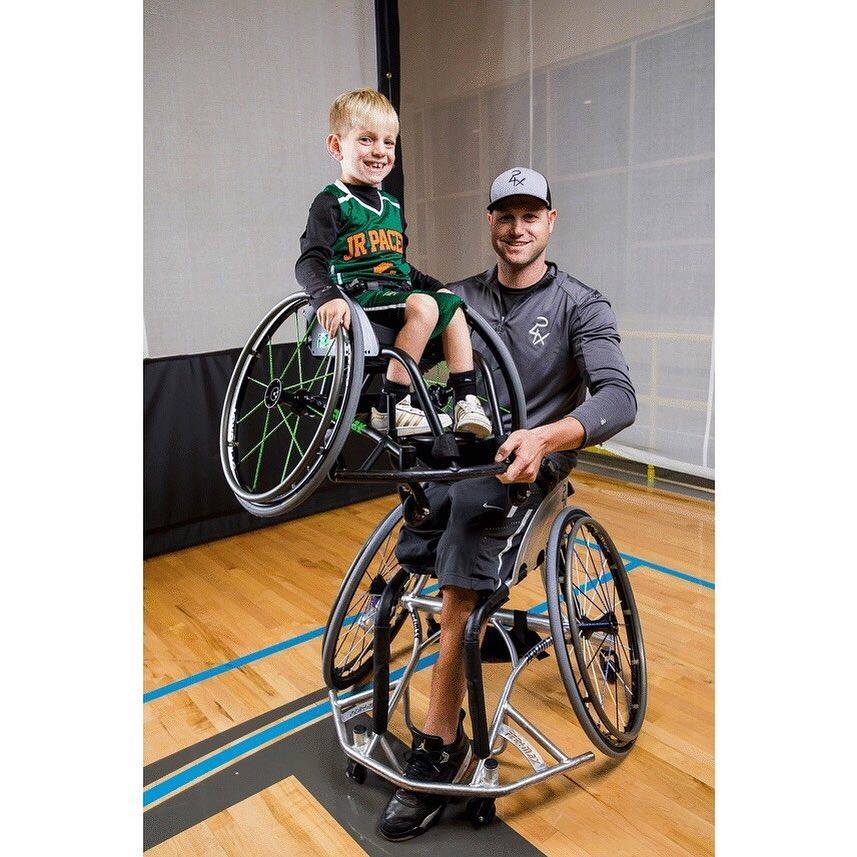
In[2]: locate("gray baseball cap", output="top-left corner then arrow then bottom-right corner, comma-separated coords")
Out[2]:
487,167 -> 552,211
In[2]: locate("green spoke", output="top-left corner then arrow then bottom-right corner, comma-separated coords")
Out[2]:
279,405 -> 305,457
282,372 -> 335,392
251,409 -> 271,489
248,376 -> 268,389
278,321 -> 313,382
304,345 -> 335,392
237,397 -> 266,424
240,411 -> 288,463
279,414 -> 298,482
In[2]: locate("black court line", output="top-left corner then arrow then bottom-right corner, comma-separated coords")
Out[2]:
144,714 -> 547,856
143,686 -> 329,786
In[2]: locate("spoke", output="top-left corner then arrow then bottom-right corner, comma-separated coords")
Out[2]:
583,537 -> 613,613
237,397 -> 266,424
571,580 -> 605,615
282,372 -> 335,392
278,411 -> 297,482
616,669 -> 633,715
583,631 -> 609,675
240,411 -> 287,463
571,551 -> 605,614
248,376 -> 268,389
305,345 -> 335,391
251,409 -> 272,489
241,407 -> 270,464
583,638 -> 605,705
278,317 -> 313,382
580,540 -> 611,615
280,407 -> 305,457
616,633 -> 634,675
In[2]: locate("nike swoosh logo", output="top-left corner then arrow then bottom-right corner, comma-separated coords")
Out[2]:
482,503 -> 504,511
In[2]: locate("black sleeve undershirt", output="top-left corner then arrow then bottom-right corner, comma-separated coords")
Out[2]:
295,185 -> 445,308
295,192 -> 344,309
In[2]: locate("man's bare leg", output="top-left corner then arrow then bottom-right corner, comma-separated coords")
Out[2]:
422,585 -> 487,743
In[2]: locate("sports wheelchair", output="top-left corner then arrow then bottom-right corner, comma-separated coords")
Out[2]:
220,291 -> 647,826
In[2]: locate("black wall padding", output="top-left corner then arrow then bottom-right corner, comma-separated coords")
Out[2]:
375,0 -> 404,208
144,350 -> 394,558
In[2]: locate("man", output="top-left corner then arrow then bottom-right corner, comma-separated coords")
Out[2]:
378,167 -> 637,841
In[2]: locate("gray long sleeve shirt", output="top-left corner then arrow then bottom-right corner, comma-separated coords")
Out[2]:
448,264 -> 636,468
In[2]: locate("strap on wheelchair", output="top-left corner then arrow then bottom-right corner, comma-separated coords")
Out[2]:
342,277 -> 412,297
480,609 -> 549,663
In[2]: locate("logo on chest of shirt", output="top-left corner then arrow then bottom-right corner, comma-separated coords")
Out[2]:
528,316 -> 550,347
342,228 -> 403,261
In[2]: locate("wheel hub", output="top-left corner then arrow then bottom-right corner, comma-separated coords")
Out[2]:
279,388 -> 324,415
263,378 -> 283,409
577,611 -> 619,638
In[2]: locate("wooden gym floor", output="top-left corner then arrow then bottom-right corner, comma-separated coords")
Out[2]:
144,470 -> 714,855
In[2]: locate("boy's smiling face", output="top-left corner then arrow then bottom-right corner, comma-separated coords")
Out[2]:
327,124 -> 397,187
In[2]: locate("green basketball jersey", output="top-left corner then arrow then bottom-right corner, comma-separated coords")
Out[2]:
323,180 -> 412,286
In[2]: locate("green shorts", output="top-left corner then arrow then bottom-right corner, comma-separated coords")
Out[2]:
354,287 -> 464,339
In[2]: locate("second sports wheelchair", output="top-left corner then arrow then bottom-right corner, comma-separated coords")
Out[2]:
219,290 -> 528,519
219,291 -> 647,826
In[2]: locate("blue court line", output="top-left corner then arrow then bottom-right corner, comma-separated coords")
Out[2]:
144,553 -> 711,704
143,559 -> 712,806
144,583 -> 440,703
143,651 -> 440,807
143,567 -> 642,805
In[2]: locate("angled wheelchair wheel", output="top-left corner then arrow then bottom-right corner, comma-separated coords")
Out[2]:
545,507 -> 647,757
322,505 -> 424,690
220,292 -> 364,518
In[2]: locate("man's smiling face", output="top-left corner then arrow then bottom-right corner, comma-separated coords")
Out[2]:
488,196 -> 556,269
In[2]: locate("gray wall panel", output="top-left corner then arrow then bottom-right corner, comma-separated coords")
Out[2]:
145,0 -> 376,357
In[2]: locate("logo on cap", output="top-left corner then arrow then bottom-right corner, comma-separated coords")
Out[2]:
508,169 -> 525,187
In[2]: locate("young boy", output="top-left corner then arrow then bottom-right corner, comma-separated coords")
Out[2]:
295,88 -> 491,438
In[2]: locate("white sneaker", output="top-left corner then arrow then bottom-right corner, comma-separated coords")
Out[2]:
454,394 -> 492,438
371,395 -> 453,436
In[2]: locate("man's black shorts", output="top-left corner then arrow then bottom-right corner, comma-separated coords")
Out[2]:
395,475 -> 548,593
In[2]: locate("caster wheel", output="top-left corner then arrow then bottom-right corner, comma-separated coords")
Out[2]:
346,760 -> 367,784
466,797 -> 496,827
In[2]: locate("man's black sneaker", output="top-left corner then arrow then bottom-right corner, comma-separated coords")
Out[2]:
378,711 -> 473,841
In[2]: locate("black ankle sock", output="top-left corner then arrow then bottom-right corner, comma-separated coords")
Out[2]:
449,370 -> 477,404
377,379 -> 410,413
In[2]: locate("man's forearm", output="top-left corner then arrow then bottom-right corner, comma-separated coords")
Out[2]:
532,416 -> 587,454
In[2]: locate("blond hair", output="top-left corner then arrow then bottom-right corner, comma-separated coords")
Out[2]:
329,88 -> 399,137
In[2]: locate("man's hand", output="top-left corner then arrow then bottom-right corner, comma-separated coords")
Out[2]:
495,428 -> 550,484
317,298 -> 350,338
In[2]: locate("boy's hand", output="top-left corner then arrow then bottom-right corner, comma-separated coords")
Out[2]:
317,298 -> 350,338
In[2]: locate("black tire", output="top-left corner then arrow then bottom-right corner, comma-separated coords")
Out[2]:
322,505 -> 423,690
220,292 -> 364,518
545,507 -> 647,758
